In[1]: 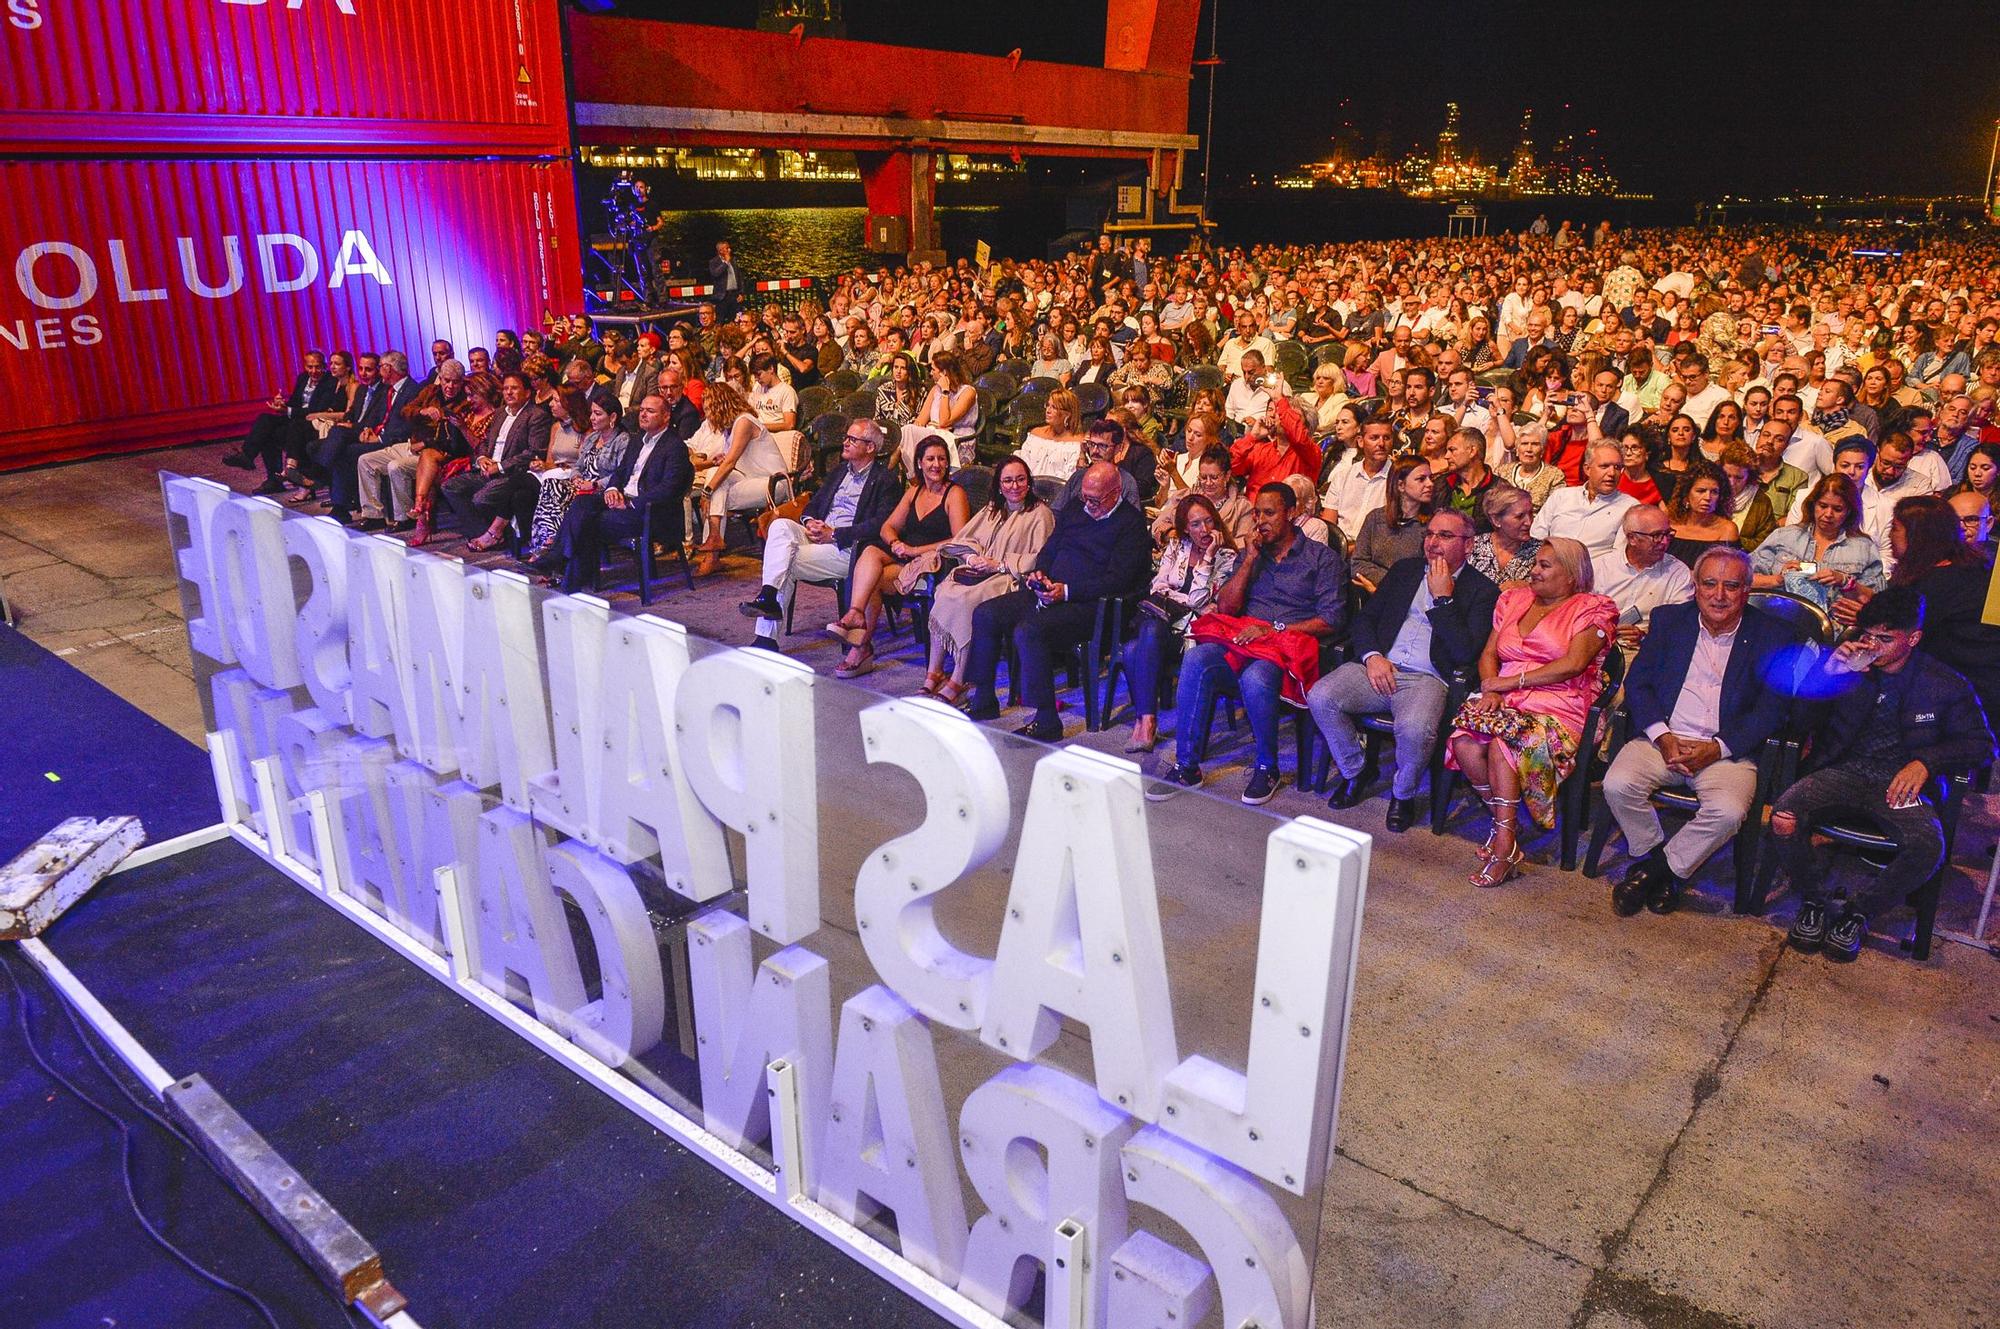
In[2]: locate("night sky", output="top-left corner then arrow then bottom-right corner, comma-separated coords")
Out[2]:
634,1 -> 2000,199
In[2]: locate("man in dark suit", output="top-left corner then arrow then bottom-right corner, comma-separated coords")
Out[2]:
1586,366 -> 1630,440
737,420 -> 901,651
961,462 -> 1154,741
1500,310 -> 1558,370
1603,545 -> 1807,915
708,241 -> 744,319
534,391 -> 696,594
1312,509 -> 1499,830
226,349 -> 335,490
311,351 -> 392,523
439,372 -> 551,543
349,351 -> 423,531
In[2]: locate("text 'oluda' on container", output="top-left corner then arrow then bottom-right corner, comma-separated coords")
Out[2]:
0,0 -> 569,156
0,157 -> 584,469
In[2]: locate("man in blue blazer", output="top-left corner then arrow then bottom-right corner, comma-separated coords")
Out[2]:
1602,545 -> 1808,914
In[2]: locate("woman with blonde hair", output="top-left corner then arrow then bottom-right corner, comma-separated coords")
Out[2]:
687,379 -> 789,575
1444,536 -> 1617,887
1019,387 -> 1088,480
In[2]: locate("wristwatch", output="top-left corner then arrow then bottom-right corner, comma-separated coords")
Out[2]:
1271,620 -> 1288,633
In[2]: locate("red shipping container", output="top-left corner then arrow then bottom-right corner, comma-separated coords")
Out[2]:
0,0 -> 568,156
0,157 -> 584,470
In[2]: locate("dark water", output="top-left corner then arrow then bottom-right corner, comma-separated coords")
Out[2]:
645,192 -> 1709,285
647,205 -> 1072,282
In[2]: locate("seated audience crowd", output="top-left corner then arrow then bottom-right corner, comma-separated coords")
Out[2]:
223,222 -> 2000,960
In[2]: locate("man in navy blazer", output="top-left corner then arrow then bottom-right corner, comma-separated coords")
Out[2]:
312,351 -> 395,523
1312,509 -> 1499,830
1602,544 -> 1808,914
535,390 -> 694,593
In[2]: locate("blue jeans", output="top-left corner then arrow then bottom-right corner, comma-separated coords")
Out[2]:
1122,615 -> 1183,718
1172,640 -> 1284,771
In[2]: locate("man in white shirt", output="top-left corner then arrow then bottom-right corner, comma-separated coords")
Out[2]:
1440,368 -> 1491,434
1224,350 -> 1276,424
1858,436 -> 1926,572
1673,353 -> 1732,431
1532,442 -> 1635,558
1320,420 -> 1393,543
1772,393 -> 1831,483
1217,311 -> 1276,381
1591,504 -> 1695,661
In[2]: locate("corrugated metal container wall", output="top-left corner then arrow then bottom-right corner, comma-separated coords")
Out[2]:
0,157 -> 584,470
0,0 -> 569,155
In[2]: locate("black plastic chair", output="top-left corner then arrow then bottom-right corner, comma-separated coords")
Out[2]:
1746,751 -> 1971,961
839,388 -> 878,419
951,464 -> 992,513
1272,339 -> 1309,385
999,357 -> 1033,382
1580,709 -> 1790,909
1073,381 -> 1111,421
796,385 -> 835,427
824,369 -> 862,396
975,371 -> 1020,406
1431,645 -> 1626,871
806,412 -> 849,477
1350,666 -> 1475,807
1183,364 -> 1228,396
1030,475 -> 1065,507
595,502 -> 695,606
1745,589 -> 1835,647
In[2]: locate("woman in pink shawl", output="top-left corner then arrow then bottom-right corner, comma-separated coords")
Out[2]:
1446,536 -> 1617,887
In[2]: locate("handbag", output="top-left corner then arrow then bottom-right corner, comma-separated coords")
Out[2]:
1136,593 -> 1194,630
949,565 -> 1006,587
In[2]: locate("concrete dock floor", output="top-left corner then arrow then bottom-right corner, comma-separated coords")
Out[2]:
3,444 -> 1996,1329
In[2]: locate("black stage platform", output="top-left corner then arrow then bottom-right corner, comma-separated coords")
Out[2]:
0,625 -> 947,1329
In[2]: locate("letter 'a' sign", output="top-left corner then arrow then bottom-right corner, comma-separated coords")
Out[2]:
163,474 -> 1371,1329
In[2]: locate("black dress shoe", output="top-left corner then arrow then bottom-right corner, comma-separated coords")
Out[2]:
1013,718 -> 1063,742
353,517 -> 387,532
329,508 -> 355,525
1323,775 -> 1366,810
1644,869 -> 1685,915
220,451 -> 254,470
388,519 -> 415,534
739,589 -> 783,620
959,693 -> 1002,722
1611,861 -> 1656,917
253,476 -> 287,495
1385,796 -> 1418,832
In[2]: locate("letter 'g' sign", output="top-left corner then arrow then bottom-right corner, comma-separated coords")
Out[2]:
164,474 -> 1371,1329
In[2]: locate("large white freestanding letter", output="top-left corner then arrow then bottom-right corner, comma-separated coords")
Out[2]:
853,697 -> 1009,1031
1162,817 -> 1369,1196
983,748 -> 1179,1118
817,985 -> 967,1285
686,909 -> 832,1155
956,1063 -> 1139,1321
593,617 -> 732,898
674,649 -> 821,943
1118,1125 -> 1311,1329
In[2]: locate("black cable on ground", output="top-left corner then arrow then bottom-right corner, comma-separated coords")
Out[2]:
0,949 -> 290,1329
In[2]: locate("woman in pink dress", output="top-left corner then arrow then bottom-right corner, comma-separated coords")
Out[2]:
1446,536 -> 1617,887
